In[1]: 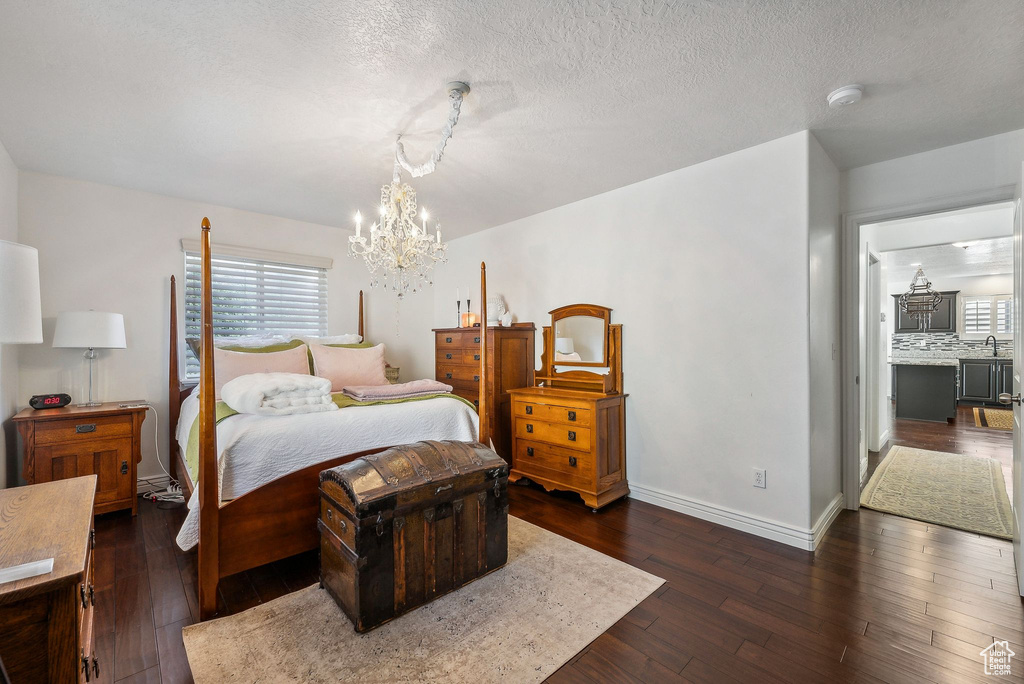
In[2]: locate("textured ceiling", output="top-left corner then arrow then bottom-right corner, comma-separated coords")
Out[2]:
1,1 -> 1023,237
885,237 -> 1014,284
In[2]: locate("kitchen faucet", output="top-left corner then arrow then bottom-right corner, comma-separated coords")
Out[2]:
986,335 -> 998,357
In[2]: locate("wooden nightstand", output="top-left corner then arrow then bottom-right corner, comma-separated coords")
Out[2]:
13,402 -> 147,516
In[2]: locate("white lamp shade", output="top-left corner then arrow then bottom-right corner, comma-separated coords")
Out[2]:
53,311 -> 126,349
0,240 -> 43,344
555,337 -> 575,354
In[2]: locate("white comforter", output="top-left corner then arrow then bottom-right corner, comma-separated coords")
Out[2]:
174,392 -> 479,550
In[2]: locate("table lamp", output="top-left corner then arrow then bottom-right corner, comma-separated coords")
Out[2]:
555,337 -> 575,355
53,311 -> 126,406
0,240 -> 43,344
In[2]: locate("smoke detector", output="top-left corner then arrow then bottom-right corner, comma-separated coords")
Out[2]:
827,84 -> 863,108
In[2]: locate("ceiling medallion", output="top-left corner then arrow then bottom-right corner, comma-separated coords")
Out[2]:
898,267 -> 942,325
349,81 -> 470,299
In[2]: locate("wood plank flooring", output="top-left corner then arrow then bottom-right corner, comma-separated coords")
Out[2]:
92,473 -> 1024,683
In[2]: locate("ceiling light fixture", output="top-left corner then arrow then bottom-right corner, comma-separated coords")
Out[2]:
827,84 -> 863,108
349,82 -> 471,298
898,267 -> 942,326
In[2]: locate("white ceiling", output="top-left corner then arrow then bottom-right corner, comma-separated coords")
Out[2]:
1,1 -> 1023,237
885,237 -> 1014,285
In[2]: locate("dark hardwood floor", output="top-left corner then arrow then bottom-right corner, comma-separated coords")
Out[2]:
869,403 -> 1013,495
93,480 -> 1024,683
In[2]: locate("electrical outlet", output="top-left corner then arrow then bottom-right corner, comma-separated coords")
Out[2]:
753,468 -> 766,488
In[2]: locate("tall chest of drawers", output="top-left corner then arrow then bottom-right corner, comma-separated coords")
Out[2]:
433,324 -> 535,464
507,387 -> 628,511
0,476 -> 98,683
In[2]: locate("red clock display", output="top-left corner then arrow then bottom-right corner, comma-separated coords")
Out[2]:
44,396 -> 61,405
29,393 -> 72,410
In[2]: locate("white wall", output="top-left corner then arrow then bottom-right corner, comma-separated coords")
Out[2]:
423,131 -> 834,541
0,138 -> 19,488
807,135 -> 843,527
15,172 -> 365,483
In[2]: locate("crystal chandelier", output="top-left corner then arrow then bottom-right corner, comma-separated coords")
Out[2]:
898,267 -> 942,325
349,82 -> 470,298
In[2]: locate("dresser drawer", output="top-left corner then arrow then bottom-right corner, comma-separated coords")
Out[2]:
514,401 -> 591,427
451,387 -> 480,409
514,440 -> 593,484
34,414 -> 133,446
437,364 -> 481,387
461,348 -> 482,365
514,418 -> 591,452
435,332 -> 466,349
436,349 -> 462,363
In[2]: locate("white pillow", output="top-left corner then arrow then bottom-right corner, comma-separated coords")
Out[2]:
298,334 -> 363,345
213,344 -> 311,399
309,343 -> 388,390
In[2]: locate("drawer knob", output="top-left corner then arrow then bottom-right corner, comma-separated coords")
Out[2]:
446,353 -> 452,359
474,354 -> 480,361
473,400 -> 479,407
474,336 -> 480,343
446,372 -> 453,379
568,431 -> 576,442
76,423 -> 97,434
446,337 -> 453,343
474,375 -> 480,382
526,424 -> 533,433
568,411 -> 576,421
120,460 -> 128,475
527,447 -> 534,456
525,406 -> 532,415
569,456 -> 577,467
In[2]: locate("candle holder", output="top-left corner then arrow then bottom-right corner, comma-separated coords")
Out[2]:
456,300 -> 461,327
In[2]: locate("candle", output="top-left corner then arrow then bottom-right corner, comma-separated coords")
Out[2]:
436,228 -> 441,244
354,211 -> 362,238
457,287 -> 460,302
421,208 -> 428,235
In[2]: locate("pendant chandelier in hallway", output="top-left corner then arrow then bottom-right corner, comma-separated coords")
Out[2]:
898,267 -> 942,323
348,82 -> 470,298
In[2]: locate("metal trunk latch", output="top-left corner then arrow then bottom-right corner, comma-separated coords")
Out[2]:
375,512 -> 385,537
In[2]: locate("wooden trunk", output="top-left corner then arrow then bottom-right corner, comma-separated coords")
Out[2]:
318,440 -> 509,632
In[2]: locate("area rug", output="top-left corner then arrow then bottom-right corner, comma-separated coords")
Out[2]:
861,446 -> 1013,539
182,516 -> 664,683
973,406 -> 1014,431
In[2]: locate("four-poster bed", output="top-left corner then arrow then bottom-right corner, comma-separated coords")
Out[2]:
168,217 -> 492,620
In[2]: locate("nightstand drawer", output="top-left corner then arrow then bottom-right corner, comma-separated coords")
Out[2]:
514,402 -> 591,427
514,419 -> 591,452
514,440 -> 593,485
34,415 -> 133,445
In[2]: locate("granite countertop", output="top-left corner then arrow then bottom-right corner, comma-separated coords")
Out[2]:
889,352 -> 1012,367
889,357 -> 960,367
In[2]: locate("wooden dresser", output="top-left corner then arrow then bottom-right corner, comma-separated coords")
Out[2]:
433,324 -> 535,464
508,304 -> 628,511
0,476 -> 98,683
14,403 -> 148,516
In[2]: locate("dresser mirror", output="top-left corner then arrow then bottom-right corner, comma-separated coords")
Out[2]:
538,304 -> 621,394
551,305 -> 610,367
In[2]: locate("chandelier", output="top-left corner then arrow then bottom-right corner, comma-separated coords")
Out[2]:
898,267 -> 942,324
349,82 -> 470,298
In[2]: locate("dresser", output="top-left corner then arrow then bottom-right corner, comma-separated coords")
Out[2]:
14,402 -> 148,516
0,476 -> 98,683
433,324 -> 535,464
508,304 -> 628,511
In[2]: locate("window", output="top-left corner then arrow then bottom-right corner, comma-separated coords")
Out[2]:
183,251 -> 328,378
961,295 -> 1013,339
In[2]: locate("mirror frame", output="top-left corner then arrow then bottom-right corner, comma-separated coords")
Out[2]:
550,304 -> 611,368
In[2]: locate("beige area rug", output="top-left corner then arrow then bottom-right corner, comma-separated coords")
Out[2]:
183,516 -> 664,683
974,406 -> 1014,431
861,446 -> 1013,539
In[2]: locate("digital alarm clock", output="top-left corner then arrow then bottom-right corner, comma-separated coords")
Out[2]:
29,393 -> 73,410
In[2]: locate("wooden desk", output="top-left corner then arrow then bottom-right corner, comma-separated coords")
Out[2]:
0,477 -> 98,682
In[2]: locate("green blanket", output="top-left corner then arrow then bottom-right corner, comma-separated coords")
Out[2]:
184,392 -> 476,485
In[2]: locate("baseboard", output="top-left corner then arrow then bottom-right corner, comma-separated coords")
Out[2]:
629,484 -> 843,551
877,428 -> 890,448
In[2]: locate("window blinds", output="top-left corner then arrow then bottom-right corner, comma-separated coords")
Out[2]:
183,252 -> 328,378
963,298 -> 991,334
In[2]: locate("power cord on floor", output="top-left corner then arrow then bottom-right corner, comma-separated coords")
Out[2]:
126,403 -> 186,505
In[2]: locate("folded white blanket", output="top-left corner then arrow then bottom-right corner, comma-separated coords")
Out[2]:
221,372 -> 338,416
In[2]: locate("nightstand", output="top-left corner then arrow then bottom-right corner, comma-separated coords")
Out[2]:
13,402 -> 148,516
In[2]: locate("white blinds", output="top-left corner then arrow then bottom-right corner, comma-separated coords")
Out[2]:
963,298 -> 991,334
997,297 -> 1013,335
183,252 -> 328,378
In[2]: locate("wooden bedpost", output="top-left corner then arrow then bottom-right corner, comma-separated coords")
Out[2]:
197,217 -> 220,621
358,290 -> 364,340
168,275 -> 180,481
479,262 -> 489,447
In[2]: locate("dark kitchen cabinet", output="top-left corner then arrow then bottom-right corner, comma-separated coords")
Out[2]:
892,291 -> 958,333
959,359 -> 997,403
998,360 -> 1014,398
